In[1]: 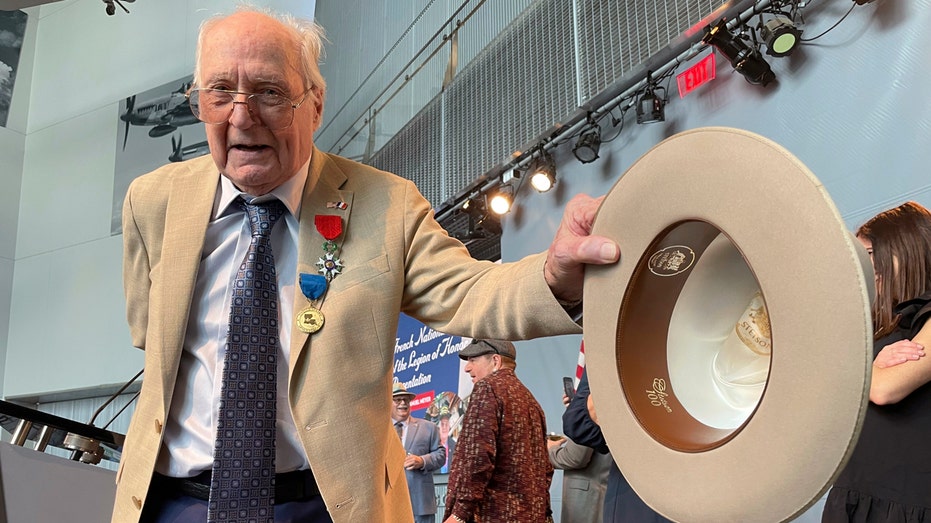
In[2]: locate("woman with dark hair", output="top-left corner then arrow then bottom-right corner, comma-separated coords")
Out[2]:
823,201 -> 931,522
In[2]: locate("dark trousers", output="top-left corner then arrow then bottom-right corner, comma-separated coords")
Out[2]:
140,475 -> 333,523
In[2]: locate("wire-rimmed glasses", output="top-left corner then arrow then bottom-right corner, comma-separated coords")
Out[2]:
186,87 -> 314,131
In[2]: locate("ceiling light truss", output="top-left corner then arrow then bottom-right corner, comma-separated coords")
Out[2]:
434,0 -> 833,226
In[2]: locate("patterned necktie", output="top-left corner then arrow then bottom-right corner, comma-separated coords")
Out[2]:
395,421 -> 404,442
209,198 -> 286,523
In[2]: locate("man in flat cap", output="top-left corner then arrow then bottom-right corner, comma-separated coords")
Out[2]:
391,383 -> 446,523
443,340 -> 554,523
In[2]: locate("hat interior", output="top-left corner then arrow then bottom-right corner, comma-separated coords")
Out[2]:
617,220 -> 772,452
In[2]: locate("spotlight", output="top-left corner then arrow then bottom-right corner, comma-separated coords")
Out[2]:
636,72 -> 667,124
572,123 -> 601,164
528,152 -> 557,193
761,15 -> 802,57
460,196 -> 485,220
489,184 -> 514,215
455,195 -> 501,242
636,91 -> 665,124
702,19 -> 775,86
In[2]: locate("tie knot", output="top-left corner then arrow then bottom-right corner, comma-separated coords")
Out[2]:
239,198 -> 286,238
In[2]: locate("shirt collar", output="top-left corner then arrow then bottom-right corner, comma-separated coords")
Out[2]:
213,157 -> 311,220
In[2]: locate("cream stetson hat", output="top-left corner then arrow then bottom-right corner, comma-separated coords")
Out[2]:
583,127 -> 874,522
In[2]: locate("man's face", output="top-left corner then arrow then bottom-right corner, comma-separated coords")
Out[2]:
197,12 -> 323,196
391,396 -> 412,422
439,416 -> 450,439
464,354 -> 497,383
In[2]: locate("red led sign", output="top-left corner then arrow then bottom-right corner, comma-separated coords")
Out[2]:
676,53 -> 716,98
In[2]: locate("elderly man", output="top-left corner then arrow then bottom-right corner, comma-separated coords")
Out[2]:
390,384 -> 446,523
443,340 -> 554,523
113,6 -> 617,523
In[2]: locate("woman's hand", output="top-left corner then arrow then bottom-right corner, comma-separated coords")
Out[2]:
874,339 -> 925,369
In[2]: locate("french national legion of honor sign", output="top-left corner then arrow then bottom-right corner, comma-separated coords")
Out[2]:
582,127 -> 875,522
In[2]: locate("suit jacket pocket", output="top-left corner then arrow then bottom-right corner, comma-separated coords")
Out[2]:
565,477 -> 592,491
330,252 -> 390,293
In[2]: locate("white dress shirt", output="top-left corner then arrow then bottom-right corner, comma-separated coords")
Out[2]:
155,160 -> 312,477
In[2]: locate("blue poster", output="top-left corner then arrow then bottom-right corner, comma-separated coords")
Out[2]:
393,314 -> 470,474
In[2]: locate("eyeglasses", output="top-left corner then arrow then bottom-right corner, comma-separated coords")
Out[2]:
393,397 -> 411,404
186,87 -> 314,131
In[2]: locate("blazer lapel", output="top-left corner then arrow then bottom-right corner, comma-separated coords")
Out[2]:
158,161 -> 218,393
289,148 -> 354,377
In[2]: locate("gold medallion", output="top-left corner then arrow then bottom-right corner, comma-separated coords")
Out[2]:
296,306 -> 325,334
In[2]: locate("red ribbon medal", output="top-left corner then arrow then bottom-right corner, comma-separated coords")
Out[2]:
314,215 -> 343,241
315,215 -> 344,281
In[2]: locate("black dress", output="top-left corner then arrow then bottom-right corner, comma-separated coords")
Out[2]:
822,295 -> 931,522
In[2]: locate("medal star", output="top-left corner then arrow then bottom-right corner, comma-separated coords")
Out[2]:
316,253 -> 344,280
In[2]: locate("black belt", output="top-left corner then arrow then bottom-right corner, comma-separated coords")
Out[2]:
152,469 -> 320,504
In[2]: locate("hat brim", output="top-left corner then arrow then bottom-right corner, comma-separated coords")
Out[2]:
583,127 -> 874,522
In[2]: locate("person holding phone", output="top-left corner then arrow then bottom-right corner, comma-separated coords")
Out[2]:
564,368 -> 672,523
549,373 -> 612,523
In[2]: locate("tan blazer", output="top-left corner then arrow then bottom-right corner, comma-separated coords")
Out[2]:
112,148 -> 582,523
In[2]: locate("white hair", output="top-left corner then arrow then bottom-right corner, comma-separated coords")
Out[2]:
193,4 -> 328,102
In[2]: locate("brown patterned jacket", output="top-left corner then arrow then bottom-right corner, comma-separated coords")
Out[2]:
444,368 -> 553,522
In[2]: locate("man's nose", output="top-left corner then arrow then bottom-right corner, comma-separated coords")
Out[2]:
228,96 -> 258,128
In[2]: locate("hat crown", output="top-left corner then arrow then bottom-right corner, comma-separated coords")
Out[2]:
459,338 -> 517,360
392,383 -> 415,397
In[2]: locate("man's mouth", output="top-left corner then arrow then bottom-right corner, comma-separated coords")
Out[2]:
231,144 -> 270,152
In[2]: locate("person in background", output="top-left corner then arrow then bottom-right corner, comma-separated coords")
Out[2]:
547,435 -> 612,523
564,369 -> 672,523
391,384 -> 446,523
548,386 -> 612,523
822,201 -> 931,522
437,406 -> 456,474
443,340 -> 554,523
114,5 -> 618,523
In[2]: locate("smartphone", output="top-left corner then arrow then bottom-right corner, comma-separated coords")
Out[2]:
562,376 -> 575,400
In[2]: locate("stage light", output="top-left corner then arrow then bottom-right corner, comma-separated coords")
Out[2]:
702,19 -> 775,86
489,184 -> 514,215
761,15 -> 802,57
636,91 -> 665,124
460,195 -> 485,220
528,152 -> 557,193
573,123 -> 602,164
636,72 -> 667,124
455,194 -> 501,242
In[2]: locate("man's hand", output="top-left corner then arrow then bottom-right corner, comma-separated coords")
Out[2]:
544,194 -> 620,303
403,453 -> 425,470
547,436 -> 566,450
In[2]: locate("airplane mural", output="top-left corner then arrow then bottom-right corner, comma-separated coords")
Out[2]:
119,81 -> 200,150
112,75 -> 208,236
169,133 -> 210,163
